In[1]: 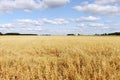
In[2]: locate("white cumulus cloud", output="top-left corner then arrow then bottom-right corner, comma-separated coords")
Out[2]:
95,0 -> 120,5
73,0 -> 120,16
0,0 -> 70,13
75,16 -> 100,22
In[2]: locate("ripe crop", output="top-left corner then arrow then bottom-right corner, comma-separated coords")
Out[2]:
0,36 -> 119,80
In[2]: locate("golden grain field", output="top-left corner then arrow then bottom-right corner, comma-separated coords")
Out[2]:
0,36 -> 120,80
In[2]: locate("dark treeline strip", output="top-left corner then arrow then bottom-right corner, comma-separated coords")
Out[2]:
95,32 -> 120,36
0,32 -> 37,36
0,32 -> 120,36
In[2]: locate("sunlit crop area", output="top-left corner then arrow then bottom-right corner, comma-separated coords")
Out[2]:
0,36 -> 120,80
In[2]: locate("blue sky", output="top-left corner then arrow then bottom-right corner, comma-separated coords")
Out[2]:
0,0 -> 120,35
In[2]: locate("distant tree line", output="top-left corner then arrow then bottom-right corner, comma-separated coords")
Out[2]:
67,32 -> 120,36
67,34 -> 81,36
40,34 -> 51,36
0,32 -> 120,36
0,32 -> 2,35
0,32 -> 37,36
95,32 -> 120,36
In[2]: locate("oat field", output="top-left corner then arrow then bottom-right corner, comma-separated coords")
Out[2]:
0,36 -> 120,80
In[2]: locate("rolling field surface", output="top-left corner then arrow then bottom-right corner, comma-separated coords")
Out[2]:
0,36 -> 120,80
